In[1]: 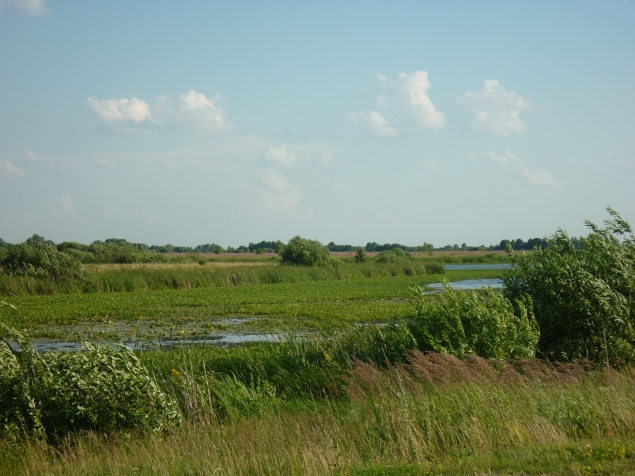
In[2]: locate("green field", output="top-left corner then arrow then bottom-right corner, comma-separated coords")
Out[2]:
2,268 -> 501,337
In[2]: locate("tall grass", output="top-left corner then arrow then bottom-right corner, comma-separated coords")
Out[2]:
3,352 -> 635,475
0,262 -> 444,296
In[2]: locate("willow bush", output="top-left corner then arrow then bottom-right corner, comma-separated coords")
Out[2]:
503,207 -> 635,364
0,303 -> 180,442
409,283 -> 539,359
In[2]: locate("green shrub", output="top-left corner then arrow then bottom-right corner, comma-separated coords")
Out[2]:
0,305 -> 180,441
1,237 -> 84,281
409,283 -> 539,359
503,208 -> 635,364
376,248 -> 413,264
354,246 -> 366,263
280,236 -> 338,266
422,262 -> 445,274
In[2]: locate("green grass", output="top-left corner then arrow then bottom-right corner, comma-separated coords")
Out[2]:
0,261 -> 449,296
2,354 -> 635,476
1,269 -> 501,334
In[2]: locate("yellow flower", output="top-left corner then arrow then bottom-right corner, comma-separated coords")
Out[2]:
171,369 -> 180,378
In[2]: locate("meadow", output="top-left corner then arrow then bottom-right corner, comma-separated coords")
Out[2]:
1,222 -> 634,476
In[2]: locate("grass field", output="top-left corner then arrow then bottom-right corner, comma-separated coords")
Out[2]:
2,269 -> 501,337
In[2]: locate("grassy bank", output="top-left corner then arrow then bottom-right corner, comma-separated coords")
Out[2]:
2,351 -> 634,475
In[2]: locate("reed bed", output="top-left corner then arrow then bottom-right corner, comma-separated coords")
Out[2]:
0,262 -> 446,297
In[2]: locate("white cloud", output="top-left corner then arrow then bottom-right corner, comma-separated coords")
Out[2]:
377,71 -> 446,129
178,90 -> 230,132
262,172 -> 294,193
322,151 -> 334,165
88,90 -> 230,133
12,0 -> 47,15
333,182 -> 350,191
346,111 -> 397,137
457,79 -> 531,135
421,158 -> 440,171
54,195 -> 75,214
522,167 -> 563,189
23,149 -> 48,162
87,97 -> 151,123
259,173 -> 305,218
0,156 -> 25,178
348,70 -> 445,136
488,149 -> 525,165
262,143 -> 296,165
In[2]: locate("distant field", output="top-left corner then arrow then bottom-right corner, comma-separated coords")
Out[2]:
166,250 -> 510,259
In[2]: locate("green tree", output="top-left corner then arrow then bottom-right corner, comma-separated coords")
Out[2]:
354,246 -> 366,263
503,207 -> 635,364
280,236 -> 338,266
1,236 -> 84,281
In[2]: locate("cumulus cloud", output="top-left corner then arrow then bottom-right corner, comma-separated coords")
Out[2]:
457,79 -> 531,135
87,90 -> 230,132
488,149 -> 524,165
348,70 -> 444,136
0,156 -> 25,178
522,167 -> 563,189
10,0 -> 47,15
54,194 -> 75,214
177,90 -> 230,131
421,158 -> 440,171
88,97 -> 151,123
261,143 -> 296,165
346,111 -> 397,137
262,173 -> 294,193
333,182 -> 350,191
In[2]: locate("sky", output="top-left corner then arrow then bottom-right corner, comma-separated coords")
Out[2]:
1,1 -> 634,248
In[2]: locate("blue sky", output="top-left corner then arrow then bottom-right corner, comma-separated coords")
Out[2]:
1,1 -> 634,247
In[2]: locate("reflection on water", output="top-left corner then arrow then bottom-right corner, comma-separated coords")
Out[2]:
444,264 -> 512,270
11,332 -> 287,353
427,278 -> 504,290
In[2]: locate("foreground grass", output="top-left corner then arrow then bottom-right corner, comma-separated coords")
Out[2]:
2,353 -> 634,475
1,269 -> 501,333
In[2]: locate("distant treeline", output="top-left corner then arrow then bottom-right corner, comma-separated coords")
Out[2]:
0,235 -> 586,260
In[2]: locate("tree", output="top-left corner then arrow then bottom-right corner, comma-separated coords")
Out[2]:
354,246 -> 366,263
1,235 -> 84,281
279,236 -> 338,266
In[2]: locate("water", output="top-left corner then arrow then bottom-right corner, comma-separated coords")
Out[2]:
11,331 -> 287,353
444,264 -> 512,270
427,278 -> 504,291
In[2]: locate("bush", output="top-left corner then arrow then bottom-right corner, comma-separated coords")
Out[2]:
354,246 -> 366,263
376,248 -> 413,264
503,208 -> 635,364
409,283 -> 539,359
422,262 -> 445,275
1,237 -> 84,281
0,305 -> 180,441
280,236 -> 338,266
